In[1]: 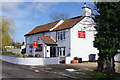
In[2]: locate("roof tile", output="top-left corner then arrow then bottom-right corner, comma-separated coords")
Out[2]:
52,16 -> 83,31
25,20 -> 60,36
25,16 -> 83,36
39,35 -> 56,45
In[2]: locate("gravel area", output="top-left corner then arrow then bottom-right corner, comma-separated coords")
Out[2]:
36,62 -> 119,73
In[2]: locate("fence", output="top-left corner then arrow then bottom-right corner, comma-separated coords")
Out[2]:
0,55 -> 60,65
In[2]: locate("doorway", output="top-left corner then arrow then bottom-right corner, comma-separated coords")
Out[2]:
50,47 -> 56,57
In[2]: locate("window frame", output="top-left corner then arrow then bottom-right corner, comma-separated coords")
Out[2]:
57,47 -> 66,57
57,31 -> 66,40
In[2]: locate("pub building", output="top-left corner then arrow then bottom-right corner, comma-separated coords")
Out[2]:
24,3 -> 99,64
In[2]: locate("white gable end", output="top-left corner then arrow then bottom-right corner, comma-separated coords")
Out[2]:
70,17 -> 99,61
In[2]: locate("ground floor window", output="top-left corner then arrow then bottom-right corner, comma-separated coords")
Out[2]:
35,44 -> 43,52
57,47 -> 65,57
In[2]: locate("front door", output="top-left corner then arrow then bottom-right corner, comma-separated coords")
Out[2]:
50,47 -> 56,57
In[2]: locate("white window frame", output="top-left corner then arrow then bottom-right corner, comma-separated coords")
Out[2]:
57,31 -> 65,40
57,47 -> 65,57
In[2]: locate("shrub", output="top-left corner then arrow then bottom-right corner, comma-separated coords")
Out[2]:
35,54 -> 41,57
21,48 -> 26,55
74,57 -> 79,60
15,53 -> 20,57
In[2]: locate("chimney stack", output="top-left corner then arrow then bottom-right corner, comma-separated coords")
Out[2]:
84,3 -> 86,7
82,3 -> 91,17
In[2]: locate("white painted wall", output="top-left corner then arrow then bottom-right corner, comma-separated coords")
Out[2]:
82,7 -> 91,17
70,17 -> 99,62
0,55 -> 60,65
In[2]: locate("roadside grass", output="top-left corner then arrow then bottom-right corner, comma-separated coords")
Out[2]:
2,51 -> 22,57
87,71 -> 120,79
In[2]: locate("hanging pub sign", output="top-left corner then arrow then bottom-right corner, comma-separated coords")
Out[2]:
78,31 -> 85,38
33,41 -> 38,48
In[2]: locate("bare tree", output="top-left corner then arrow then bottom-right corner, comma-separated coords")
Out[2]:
49,12 -> 70,21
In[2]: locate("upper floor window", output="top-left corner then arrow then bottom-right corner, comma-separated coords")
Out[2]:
58,31 -> 65,40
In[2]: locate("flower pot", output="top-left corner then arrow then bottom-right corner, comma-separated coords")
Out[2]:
24,54 -> 27,57
71,60 -> 78,64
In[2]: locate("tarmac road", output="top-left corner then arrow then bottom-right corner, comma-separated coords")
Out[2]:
1,60 -> 69,80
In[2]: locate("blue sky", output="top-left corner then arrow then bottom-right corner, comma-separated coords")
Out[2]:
1,2 -> 94,43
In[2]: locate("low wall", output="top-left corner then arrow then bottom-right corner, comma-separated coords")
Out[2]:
0,55 -> 60,65
65,57 -> 72,64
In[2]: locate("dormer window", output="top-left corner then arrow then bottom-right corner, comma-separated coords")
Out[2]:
58,31 -> 65,40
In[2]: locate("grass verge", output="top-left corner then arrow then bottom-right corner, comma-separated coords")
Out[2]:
2,51 -> 22,57
87,71 -> 120,79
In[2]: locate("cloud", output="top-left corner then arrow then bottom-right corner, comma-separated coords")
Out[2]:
1,2 -> 57,18
2,2 -> 29,18
34,14 -> 40,18
1,2 -> 58,42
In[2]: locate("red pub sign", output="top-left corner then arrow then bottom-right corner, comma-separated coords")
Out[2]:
33,41 -> 38,48
78,31 -> 85,38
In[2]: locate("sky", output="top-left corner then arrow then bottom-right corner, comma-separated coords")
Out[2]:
1,1 -> 95,43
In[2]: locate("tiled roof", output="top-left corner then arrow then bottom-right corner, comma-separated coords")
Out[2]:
39,35 -> 56,45
25,16 -> 83,36
52,16 -> 83,31
25,20 -> 60,36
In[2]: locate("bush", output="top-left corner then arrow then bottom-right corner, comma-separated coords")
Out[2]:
15,53 -> 20,57
74,57 -> 79,60
35,54 -> 41,57
21,48 -> 26,55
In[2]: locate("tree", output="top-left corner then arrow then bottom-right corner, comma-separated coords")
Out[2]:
94,2 -> 120,74
49,12 -> 70,21
0,17 -> 15,49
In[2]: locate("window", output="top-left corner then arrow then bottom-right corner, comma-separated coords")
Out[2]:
35,44 -> 43,52
58,31 -> 65,40
57,47 -> 65,56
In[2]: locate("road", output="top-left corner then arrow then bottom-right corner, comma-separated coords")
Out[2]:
1,60 -> 69,79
